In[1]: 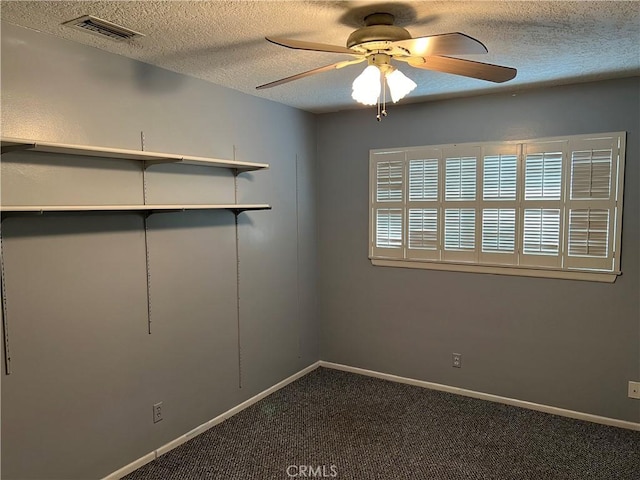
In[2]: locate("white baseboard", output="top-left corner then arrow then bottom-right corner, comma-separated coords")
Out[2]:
102,361 -> 321,480
102,452 -> 156,480
319,361 -> 640,431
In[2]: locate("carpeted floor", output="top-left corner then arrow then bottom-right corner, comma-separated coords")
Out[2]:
124,367 -> 640,480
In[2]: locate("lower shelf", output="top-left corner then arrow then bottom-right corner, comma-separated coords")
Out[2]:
0,204 -> 271,214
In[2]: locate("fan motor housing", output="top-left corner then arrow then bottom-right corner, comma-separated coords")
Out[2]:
347,14 -> 411,50
347,24 -> 412,49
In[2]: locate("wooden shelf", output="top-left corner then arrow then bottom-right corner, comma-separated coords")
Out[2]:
0,204 -> 271,214
0,137 -> 271,218
1,137 -> 269,173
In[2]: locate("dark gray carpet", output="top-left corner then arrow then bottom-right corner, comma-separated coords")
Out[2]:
124,367 -> 640,479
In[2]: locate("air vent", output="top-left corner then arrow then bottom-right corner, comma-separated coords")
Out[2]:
62,15 -> 144,41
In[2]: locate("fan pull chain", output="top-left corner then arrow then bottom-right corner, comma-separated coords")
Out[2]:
377,71 -> 388,122
382,75 -> 388,118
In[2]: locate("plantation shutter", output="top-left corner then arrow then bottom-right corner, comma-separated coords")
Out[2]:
441,146 -> 480,262
479,145 -> 519,265
369,132 -> 625,281
406,148 -> 441,260
564,136 -> 620,271
519,141 -> 565,268
483,151 -> 517,200
444,209 -> 476,250
370,151 -> 405,258
376,209 -> 403,247
482,209 -> 516,251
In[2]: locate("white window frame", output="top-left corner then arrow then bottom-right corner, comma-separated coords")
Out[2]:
369,132 -> 626,283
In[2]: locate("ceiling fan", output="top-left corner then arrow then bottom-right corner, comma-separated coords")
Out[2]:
257,12 -> 517,118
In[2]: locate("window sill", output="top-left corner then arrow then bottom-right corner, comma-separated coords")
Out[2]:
370,258 -> 620,283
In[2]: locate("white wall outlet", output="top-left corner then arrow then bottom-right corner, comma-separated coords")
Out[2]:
153,402 -> 163,423
452,353 -> 462,368
629,381 -> 640,399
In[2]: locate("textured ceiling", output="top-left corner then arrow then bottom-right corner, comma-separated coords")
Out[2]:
1,1 -> 639,113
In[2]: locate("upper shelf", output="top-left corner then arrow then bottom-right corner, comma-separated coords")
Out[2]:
1,137 -> 269,173
0,204 -> 271,214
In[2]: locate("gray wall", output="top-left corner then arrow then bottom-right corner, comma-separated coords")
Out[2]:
1,22 -> 318,479
317,77 -> 640,423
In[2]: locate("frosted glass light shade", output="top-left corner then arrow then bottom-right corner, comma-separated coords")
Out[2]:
352,65 -> 381,106
386,69 -> 417,103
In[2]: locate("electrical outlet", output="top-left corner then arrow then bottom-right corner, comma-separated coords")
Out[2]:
452,353 -> 462,368
153,402 -> 163,423
629,381 -> 640,399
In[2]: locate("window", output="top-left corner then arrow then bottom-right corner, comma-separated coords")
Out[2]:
369,133 -> 626,282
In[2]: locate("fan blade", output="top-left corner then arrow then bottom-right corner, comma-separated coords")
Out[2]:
256,58 -> 366,90
409,56 -> 517,83
266,37 -> 358,55
393,32 -> 488,56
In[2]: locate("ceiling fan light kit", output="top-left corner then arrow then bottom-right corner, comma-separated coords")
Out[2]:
258,11 -> 517,119
352,65 -> 381,106
385,69 -> 417,103
351,53 -> 417,107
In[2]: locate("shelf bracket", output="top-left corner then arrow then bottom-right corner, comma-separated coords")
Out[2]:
141,152 -> 152,335
1,143 -> 35,155
1,228 -> 12,374
141,159 -> 178,169
144,209 -> 185,217
143,215 -> 153,335
233,145 -> 242,389
234,204 -> 242,389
